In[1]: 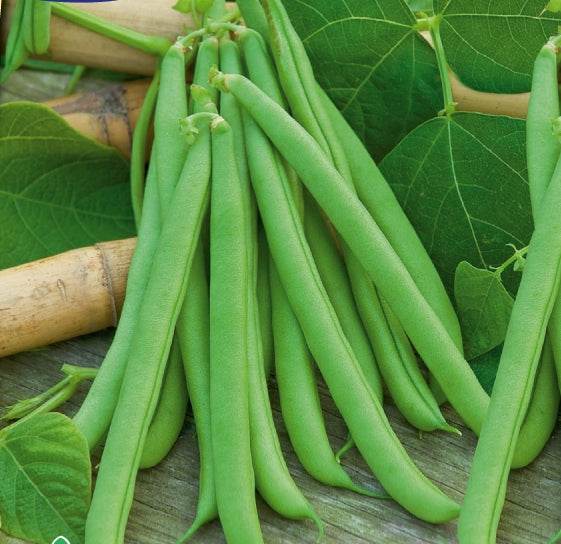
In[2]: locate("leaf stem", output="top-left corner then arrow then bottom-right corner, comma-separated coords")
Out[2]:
51,3 -> 171,57
429,15 -> 456,116
492,244 -> 529,277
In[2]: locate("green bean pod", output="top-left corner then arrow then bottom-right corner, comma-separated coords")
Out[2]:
459,156 -> 561,543
140,340 -> 188,469
74,149 -> 163,448
236,0 -> 270,44
1,0 -> 28,83
30,0 -> 51,54
221,36 -> 321,531
209,116 -> 263,544
130,69 -> 160,226
154,42 -> 189,209
175,37 -> 219,543
270,264 -> 383,496
240,90 -> 458,522
212,71 -> 488,434
304,199 -> 383,400
353,273 -> 455,433
257,227 -> 274,377
85,118 -> 212,543
511,339 -> 559,469
527,41 -> 561,216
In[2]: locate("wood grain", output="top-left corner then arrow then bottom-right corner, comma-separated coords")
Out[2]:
0,330 -> 559,544
0,238 -> 135,358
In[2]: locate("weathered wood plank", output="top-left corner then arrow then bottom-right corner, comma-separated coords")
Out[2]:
0,329 -> 560,544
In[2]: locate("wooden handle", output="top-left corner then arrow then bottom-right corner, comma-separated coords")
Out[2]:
0,238 -> 136,358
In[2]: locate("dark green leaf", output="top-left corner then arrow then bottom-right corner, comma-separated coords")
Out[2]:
435,0 -> 561,93
380,112 -> 532,295
469,343 -> 502,395
454,261 -> 513,359
283,0 -> 443,160
0,101 -> 135,270
0,413 -> 91,544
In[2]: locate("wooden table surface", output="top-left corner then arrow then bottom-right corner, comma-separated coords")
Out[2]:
1,70 -> 560,544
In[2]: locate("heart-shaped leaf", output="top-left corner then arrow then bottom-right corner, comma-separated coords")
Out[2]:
435,0 -> 561,93
0,101 -> 135,270
0,413 -> 91,544
454,261 -> 514,359
283,0 -> 443,160
380,112 -> 533,296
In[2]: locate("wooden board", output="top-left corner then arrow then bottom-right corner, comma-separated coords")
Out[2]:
1,69 -> 560,544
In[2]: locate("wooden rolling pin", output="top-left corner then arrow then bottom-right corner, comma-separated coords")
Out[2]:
0,238 -> 136,358
3,0 -> 529,119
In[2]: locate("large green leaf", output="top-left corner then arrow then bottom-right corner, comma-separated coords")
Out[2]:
0,413 -> 91,544
435,0 -> 561,93
380,112 -> 532,295
283,0 -> 443,160
454,261 -> 514,360
0,101 -> 134,270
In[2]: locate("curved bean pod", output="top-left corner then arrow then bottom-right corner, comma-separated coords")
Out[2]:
140,340 -> 188,469
270,263 -> 384,497
353,274 -> 456,433
511,339 -> 559,469
213,71 -> 488,434
459,156 -> 561,543
240,89 -> 459,523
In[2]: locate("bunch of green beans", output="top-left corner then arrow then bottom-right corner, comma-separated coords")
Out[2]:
25,1 -> 558,542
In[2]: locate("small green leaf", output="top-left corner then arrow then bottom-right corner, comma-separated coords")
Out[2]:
380,112 -> 533,296
454,261 -> 513,360
547,0 -> 561,12
0,101 -> 135,270
469,344 -> 502,395
0,413 -> 91,544
283,0 -> 443,160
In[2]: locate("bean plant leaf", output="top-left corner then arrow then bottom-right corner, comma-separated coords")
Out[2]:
283,0 -> 443,160
0,413 -> 91,544
0,101 -> 134,270
454,261 -> 514,360
469,343 -> 502,395
434,0 -> 561,93
380,112 -> 533,296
